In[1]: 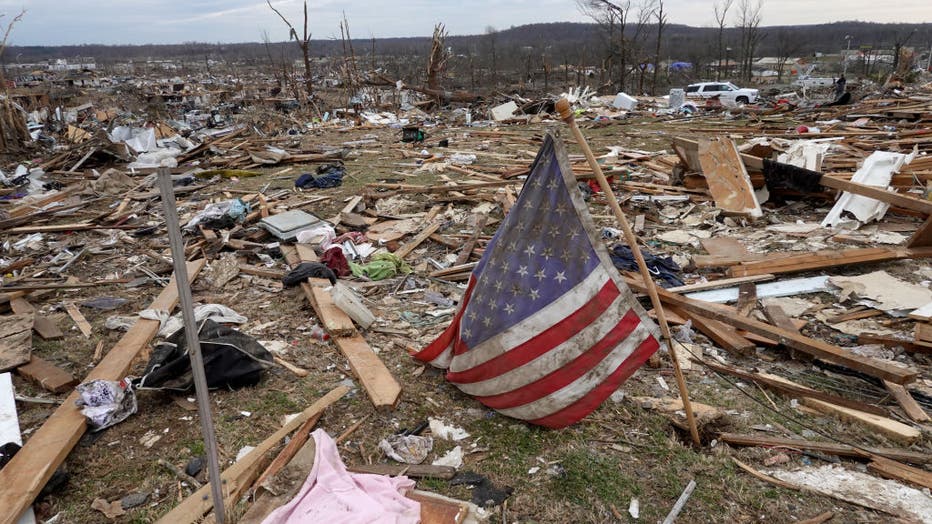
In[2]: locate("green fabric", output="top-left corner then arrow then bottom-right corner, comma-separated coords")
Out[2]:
350,253 -> 412,280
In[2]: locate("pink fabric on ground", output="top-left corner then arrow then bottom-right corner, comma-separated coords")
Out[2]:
261,429 -> 420,524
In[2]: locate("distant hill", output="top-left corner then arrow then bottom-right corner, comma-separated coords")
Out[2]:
3,20 -> 930,68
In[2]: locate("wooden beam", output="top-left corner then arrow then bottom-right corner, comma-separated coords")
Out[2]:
155,386 -> 349,524
882,380 -> 930,423
15,356 -> 77,394
868,455 -> 932,490
63,302 -> 92,338
803,397 -> 920,443
453,215 -> 487,266
718,432 -> 931,464
666,274 -> 775,294
394,222 -> 441,259
624,277 -> 919,384
0,260 -> 205,524
308,280 -> 356,337
727,247 -> 931,277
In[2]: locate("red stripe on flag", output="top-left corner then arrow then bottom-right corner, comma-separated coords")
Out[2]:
529,336 -> 660,429
472,309 -> 643,409
413,276 -> 477,363
445,279 -> 621,384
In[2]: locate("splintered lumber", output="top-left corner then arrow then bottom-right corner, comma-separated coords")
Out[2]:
665,274 -> 775,294
347,464 -> 457,479
156,386 -> 349,524
915,322 -> 932,343
858,333 -> 932,354
237,264 -> 286,280
868,455 -> 932,490
0,260 -> 205,524
703,362 -> 887,416
727,247 -> 932,277
252,412 -> 324,491
882,380 -> 930,423
736,282 -> 758,316
717,433 -> 931,464
394,222 -> 441,259
63,302 -> 92,338
454,215 -> 487,266
697,137 -> 762,217
623,277 -> 919,384
15,356 -> 77,394
670,307 -> 754,356
906,215 -> 932,248
0,313 -> 33,372
282,246 -> 401,410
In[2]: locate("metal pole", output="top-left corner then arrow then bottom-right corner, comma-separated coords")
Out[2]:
556,99 -> 702,448
156,168 -> 226,523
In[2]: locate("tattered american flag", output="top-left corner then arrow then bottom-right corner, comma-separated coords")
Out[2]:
414,131 -> 660,428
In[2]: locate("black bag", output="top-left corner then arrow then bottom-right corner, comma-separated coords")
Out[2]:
136,320 -> 273,392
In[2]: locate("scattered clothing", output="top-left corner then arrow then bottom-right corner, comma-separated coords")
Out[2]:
609,244 -> 684,288
295,163 -> 345,189
283,262 -> 337,287
321,247 -> 351,277
261,429 -> 419,524
350,253 -> 412,281
136,320 -> 273,392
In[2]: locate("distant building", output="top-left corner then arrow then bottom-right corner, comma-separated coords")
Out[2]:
47,58 -> 96,71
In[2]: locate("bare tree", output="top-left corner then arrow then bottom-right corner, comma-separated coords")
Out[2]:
650,0 -> 666,95
426,24 -> 448,96
485,26 -> 498,86
266,0 -> 313,98
735,0 -> 764,82
773,29 -> 801,82
713,0 -> 733,80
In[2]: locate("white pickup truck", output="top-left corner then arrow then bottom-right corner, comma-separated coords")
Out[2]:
685,82 -> 760,104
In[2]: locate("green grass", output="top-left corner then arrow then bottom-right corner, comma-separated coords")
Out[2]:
550,447 -> 639,508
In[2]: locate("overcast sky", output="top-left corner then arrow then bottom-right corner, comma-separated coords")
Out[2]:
1,0 -> 930,46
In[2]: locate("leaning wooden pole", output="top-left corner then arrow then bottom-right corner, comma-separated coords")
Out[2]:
555,98 -> 701,447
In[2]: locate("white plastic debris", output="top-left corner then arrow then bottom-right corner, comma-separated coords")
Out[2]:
431,446 -> 463,469
429,418 -> 470,441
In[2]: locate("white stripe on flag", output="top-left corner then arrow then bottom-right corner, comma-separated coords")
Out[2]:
495,323 -> 652,420
448,266 -> 611,373
453,293 -> 629,396
427,343 -> 454,368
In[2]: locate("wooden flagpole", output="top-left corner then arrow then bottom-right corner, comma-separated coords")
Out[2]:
555,99 -> 702,447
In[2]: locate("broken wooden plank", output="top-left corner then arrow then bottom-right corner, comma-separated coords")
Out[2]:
914,322 -> 932,344
63,302 -> 92,338
804,397 -> 921,443
0,313 -> 33,372
727,247 -> 932,278
665,274 -> 775,294
0,260 -> 205,524
333,335 -> 402,409
15,356 -> 77,394
736,282 -> 757,316
155,386 -> 349,524
394,222 -> 441,259
624,277 -> 919,384
717,432 -> 931,464
237,264 -> 286,280
868,455 -> 932,490
9,298 -> 63,340
858,333 -> 932,354
294,243 -> 319,263
696,137 -> 761,218
453,215 -> 487,266
882,380 -> 930,423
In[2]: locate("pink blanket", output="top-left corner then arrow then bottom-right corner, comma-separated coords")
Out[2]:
262,429 -> 420,524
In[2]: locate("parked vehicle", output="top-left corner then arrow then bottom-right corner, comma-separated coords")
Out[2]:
684,82 -> 760,104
